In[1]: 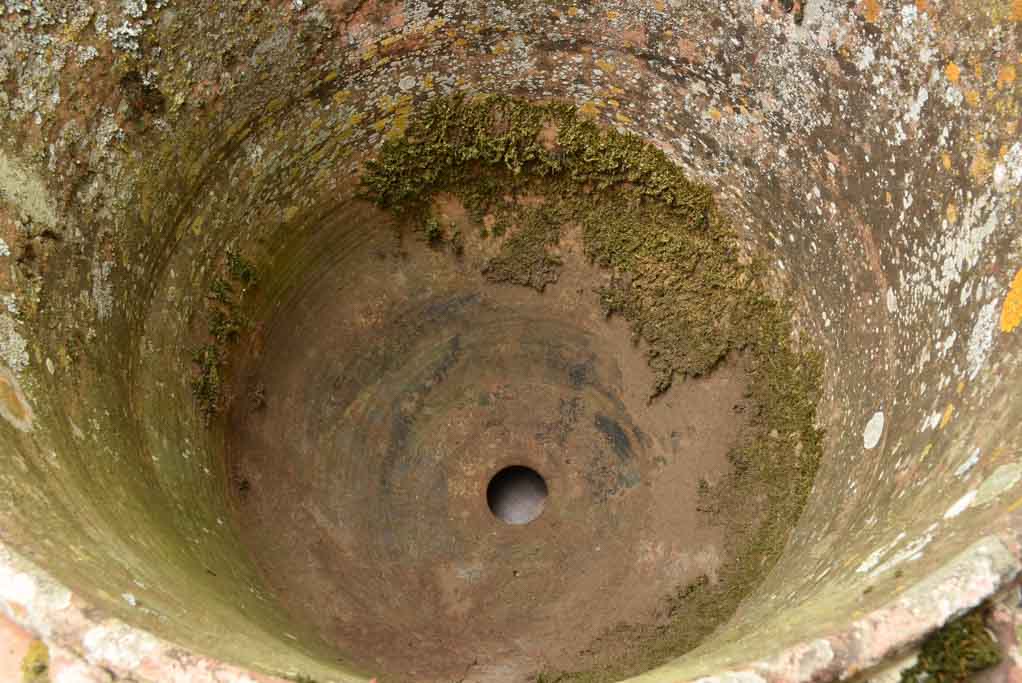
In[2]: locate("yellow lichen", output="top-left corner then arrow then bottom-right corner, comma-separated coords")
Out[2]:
863,0 -> 881,22
940,403 -> 955,430
946,202 -> 958,223
1000,269 -> 1022,333
945,62 -> 961,83
997,64 -> 1017,90
970,147 -> 993,181
21,639 -> 49,683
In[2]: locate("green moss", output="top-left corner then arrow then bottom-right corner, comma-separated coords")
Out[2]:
362,93 -> 825,681
191,250 -> 258,423
901,607 -> 1001,683
482,203 -> 566,291
209,308 -> 243,344
208,277 -> 234,305
424,215 -> 444,244
226,249 -> 258,290
192,343 -> 225,422
21,639 -> 49,683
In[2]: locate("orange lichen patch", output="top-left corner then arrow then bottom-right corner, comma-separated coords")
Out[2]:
915,0 -> 928,12
606,9 -> 621,20
939,403 -> 955,430
941,152 -> 953,170
0,368 -> 33,432
997,64 -> 1017,90
965,89 -> 981,107
1000,269 -> 1022,333
946,202 -> 958,223
970,147 -> 993,181
1014,0 -> 1022,21
863,0 -> 882,22
708,107 -> 722,120
945,62 -> 961,83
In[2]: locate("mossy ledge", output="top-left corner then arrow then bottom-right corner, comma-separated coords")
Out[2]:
362,93 -> 825,681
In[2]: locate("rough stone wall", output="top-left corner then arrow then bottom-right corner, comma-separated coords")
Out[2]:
0,0 -> 1020,682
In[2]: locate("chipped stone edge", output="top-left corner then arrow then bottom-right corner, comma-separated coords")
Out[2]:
637,534 -> 1021,683
3,532 -> 1017,683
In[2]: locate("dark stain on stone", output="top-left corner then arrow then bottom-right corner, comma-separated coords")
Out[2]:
120,70 -> 167,119
569,360 -> 595,389
594,413 -> 633,462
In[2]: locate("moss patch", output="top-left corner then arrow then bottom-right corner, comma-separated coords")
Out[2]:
362,93 -> 824,680
901,606 -> 1001,683
192,249 -> 258,423
21,639 -> 49,683
482,202 -> 567,291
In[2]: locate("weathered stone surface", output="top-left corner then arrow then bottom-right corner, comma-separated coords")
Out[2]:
0,0 -> 1019,681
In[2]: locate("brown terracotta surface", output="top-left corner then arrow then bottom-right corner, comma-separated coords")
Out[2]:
228,221 -> 751,681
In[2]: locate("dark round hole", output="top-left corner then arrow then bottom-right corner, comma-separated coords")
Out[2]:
486,466 -> 548,525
